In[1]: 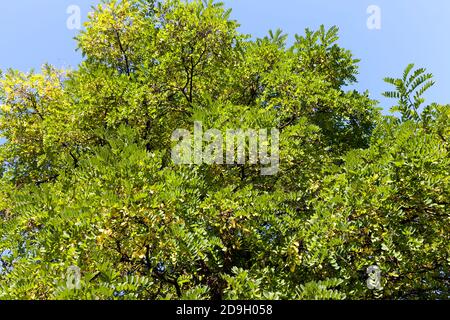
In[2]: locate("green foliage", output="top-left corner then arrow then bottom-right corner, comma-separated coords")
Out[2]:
0,0 -> 448,300
383,63 -> 435,122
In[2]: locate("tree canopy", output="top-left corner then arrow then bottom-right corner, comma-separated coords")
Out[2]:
0,0 -> 448,300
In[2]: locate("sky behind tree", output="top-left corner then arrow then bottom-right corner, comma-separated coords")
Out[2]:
0,0 -> 449,111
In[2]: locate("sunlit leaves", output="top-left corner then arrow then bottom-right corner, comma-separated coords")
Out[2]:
0,0 -> 448,300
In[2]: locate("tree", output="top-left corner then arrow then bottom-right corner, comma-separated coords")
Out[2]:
0,0 -> 447,300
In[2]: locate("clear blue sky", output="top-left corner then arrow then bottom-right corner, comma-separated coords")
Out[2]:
0,0 -> 449,111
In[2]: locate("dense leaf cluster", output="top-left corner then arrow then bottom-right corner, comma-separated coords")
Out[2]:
0,0 -> 448,300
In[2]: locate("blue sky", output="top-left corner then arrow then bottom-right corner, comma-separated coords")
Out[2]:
0,0 -> 449,111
